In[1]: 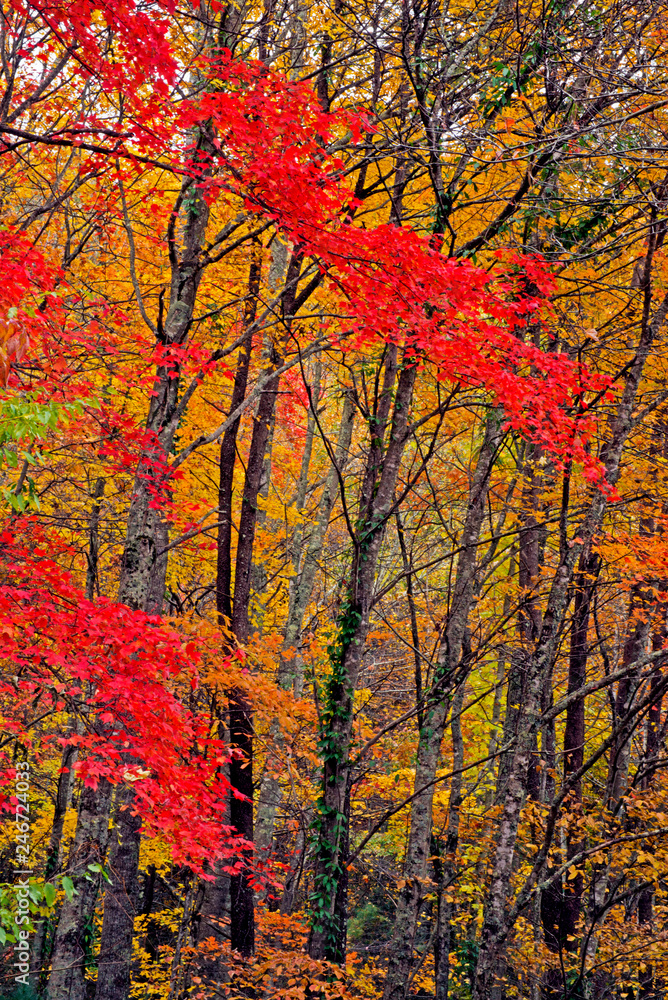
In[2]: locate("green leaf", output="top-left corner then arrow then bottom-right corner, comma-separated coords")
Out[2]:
62,876 -> 75,901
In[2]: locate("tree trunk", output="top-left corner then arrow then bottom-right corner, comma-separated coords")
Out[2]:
496,440 -> 545,810
541,550 -> 601,961
518,443 -> 545,805
46,780 -> 114,1000
216,246 -> 261,624
309,351 -> 417,963
280,818 -> 307,915
36,479 -> 106,977
607,584 -> 652,812
562,550 -> 600,951
220,250 -> 303,955
90,128 -> 214,999
168,880 -> 196,1000
383,409 -> 504,1000
31,735 -> 80,982
94,784 -> 142,1000
85,477 -> 105,600
434,682 -> 466,1000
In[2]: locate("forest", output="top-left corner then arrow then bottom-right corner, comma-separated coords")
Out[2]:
1,0 -> 668,998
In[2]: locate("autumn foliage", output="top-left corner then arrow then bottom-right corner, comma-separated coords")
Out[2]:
1,1 -> 668,999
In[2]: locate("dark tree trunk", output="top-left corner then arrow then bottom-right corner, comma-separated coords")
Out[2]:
228,685 -> 255,956
31,735 -> 80,982
216,247 -> 261,624
222,253 -> 302,956
196,249 -> 261,955
562,551 -> 601,944
85,477 -> 105,600
541,550 -> 601,960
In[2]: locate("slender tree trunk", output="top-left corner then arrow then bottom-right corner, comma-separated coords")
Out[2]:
85,477 -> 105,600
194,858 -> 230,948
477,552 -> 515,813
191,252 -> 260,948
168,880 -> 196,1000
434,682 -> 466,1000
216,246 -> 261,625
31,736 -> 80,982
34,481 -> 105,984
309,351 -> 417,963
519,441 -> 545,804
562,550 -> 600,951
280,818 -> 307,915
383,409 -> 504,1000
496,440 -> 545,811
541,550 -> 601,964
607,584 -> 652,812
220,250 -> 303,955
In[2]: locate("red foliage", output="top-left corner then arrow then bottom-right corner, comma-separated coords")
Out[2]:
0,527 -> 246,874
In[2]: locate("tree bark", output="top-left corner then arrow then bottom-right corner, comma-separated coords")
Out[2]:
216,246 -> 261,624
434,682 -> 466,1000
496,440 -> 545,809
188,256 -> 261,959
119,142 -> 212,614
46,780 -> 114,1000
309,350 -> 417,963
541,550 -> 601,959
31,735 -> 80,982
85,477 -> 105,600
94,784 -> 142,1000
607,583 -> 652,812
90,128 -> 215,999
